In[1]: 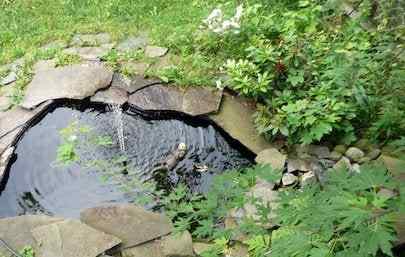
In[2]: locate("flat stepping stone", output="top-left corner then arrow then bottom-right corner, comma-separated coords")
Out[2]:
63,44 -> 113,61
32,219 -> 121,257
145,45 -> 168,58
80,204 -> 173,249
90,86 -> 128,106
116,35 -> 148,52
0,215 -> 63,257
70,33 -> 112,46
128,84 -> 222,116
209,93 -> 273,154
21,63 -> 113,109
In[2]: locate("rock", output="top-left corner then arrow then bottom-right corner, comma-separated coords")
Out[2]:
0,102 -> 51,154
80,204 -> 173,249
329,151 -> 342,161
145,45 -> 169,58
333,145 -> 347,154
380,155 -> 405,182
243,179 -> 279,227
193,242 -> 212,256
122,240 -> 163,257
121,62 -> 150,76
32,219 -> 121,257
116,35 -> 149,52
22,63 -> 113,109
63,44 -> 113,61
255,148 -> 286,170
378,188 -> 397,199
111,73 -> 161,94
0,215 -> 63,257
128,84 -> 223,116
0,71 -> 17,85
0,146 -> 14,178
352,163 -> 361,173
358,156 -> 371,164
228,242 -> 249,257
367,149 -> 381,160
90,87 -> 128,105
282,173 -> 298,186
308,145 -> 330,159
33,59 -> 56,73
333,156 -> 352,171
128,76 -> 162,93
287,158 -> 311,173
345,147 -> 365,162
40,40 -> 67,51
354,139 -> 373,152
150,54 -> 181,71
0,83 -> 13,111
161,231 -> 194,257
301,171 -> 317,187
209,94 -> 273,154
71,33 -> 112,46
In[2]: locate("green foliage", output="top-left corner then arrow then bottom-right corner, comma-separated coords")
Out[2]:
55,52 -> 81,67
163,163 -> 402,257
20,246 -> 35,257
219,0 -> 404,145
269,165 -> 402,257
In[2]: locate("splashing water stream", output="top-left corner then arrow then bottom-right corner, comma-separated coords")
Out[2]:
108,104 -> 126,154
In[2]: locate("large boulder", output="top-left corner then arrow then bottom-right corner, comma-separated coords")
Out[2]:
0,215 -> 63,256
32,219 -> 121,257
21,63 -> 113,109
128,84 -> 222,116
209,94 -> 273,154
255,148 -> 286,170
80,204 -> 173,249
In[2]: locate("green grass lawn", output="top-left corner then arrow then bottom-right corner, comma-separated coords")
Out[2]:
0,0 -> 231,65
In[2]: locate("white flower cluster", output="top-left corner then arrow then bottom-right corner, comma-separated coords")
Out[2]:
202,4 -> 244,34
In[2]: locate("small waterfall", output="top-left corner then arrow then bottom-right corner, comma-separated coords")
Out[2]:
108,104 -> 126,154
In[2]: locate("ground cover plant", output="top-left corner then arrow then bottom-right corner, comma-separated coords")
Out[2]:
164,164 -> 404,257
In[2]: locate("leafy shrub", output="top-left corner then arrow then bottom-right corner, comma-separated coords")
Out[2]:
217,0 -> 404,145
163,164 -> 403,257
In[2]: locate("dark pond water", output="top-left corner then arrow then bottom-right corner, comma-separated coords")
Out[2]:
0,101 -> 253,218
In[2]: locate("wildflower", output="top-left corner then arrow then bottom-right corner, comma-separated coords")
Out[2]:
202,4 -> 244,34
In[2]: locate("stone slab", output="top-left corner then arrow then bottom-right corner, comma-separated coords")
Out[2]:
80,204 -> 173,249
63,44 -> 113,61
209,94 -> 273,154
90,87 -> 128,106
22,64 -> 113,109
0,215 -> 63,257
71,33 -> 112,47
255,148 -> 286,170
128,84 -> 222,116
116,35 -> 149,52
32,219 -> 121,257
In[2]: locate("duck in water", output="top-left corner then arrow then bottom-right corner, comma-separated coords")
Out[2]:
151,143 -> 188,187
